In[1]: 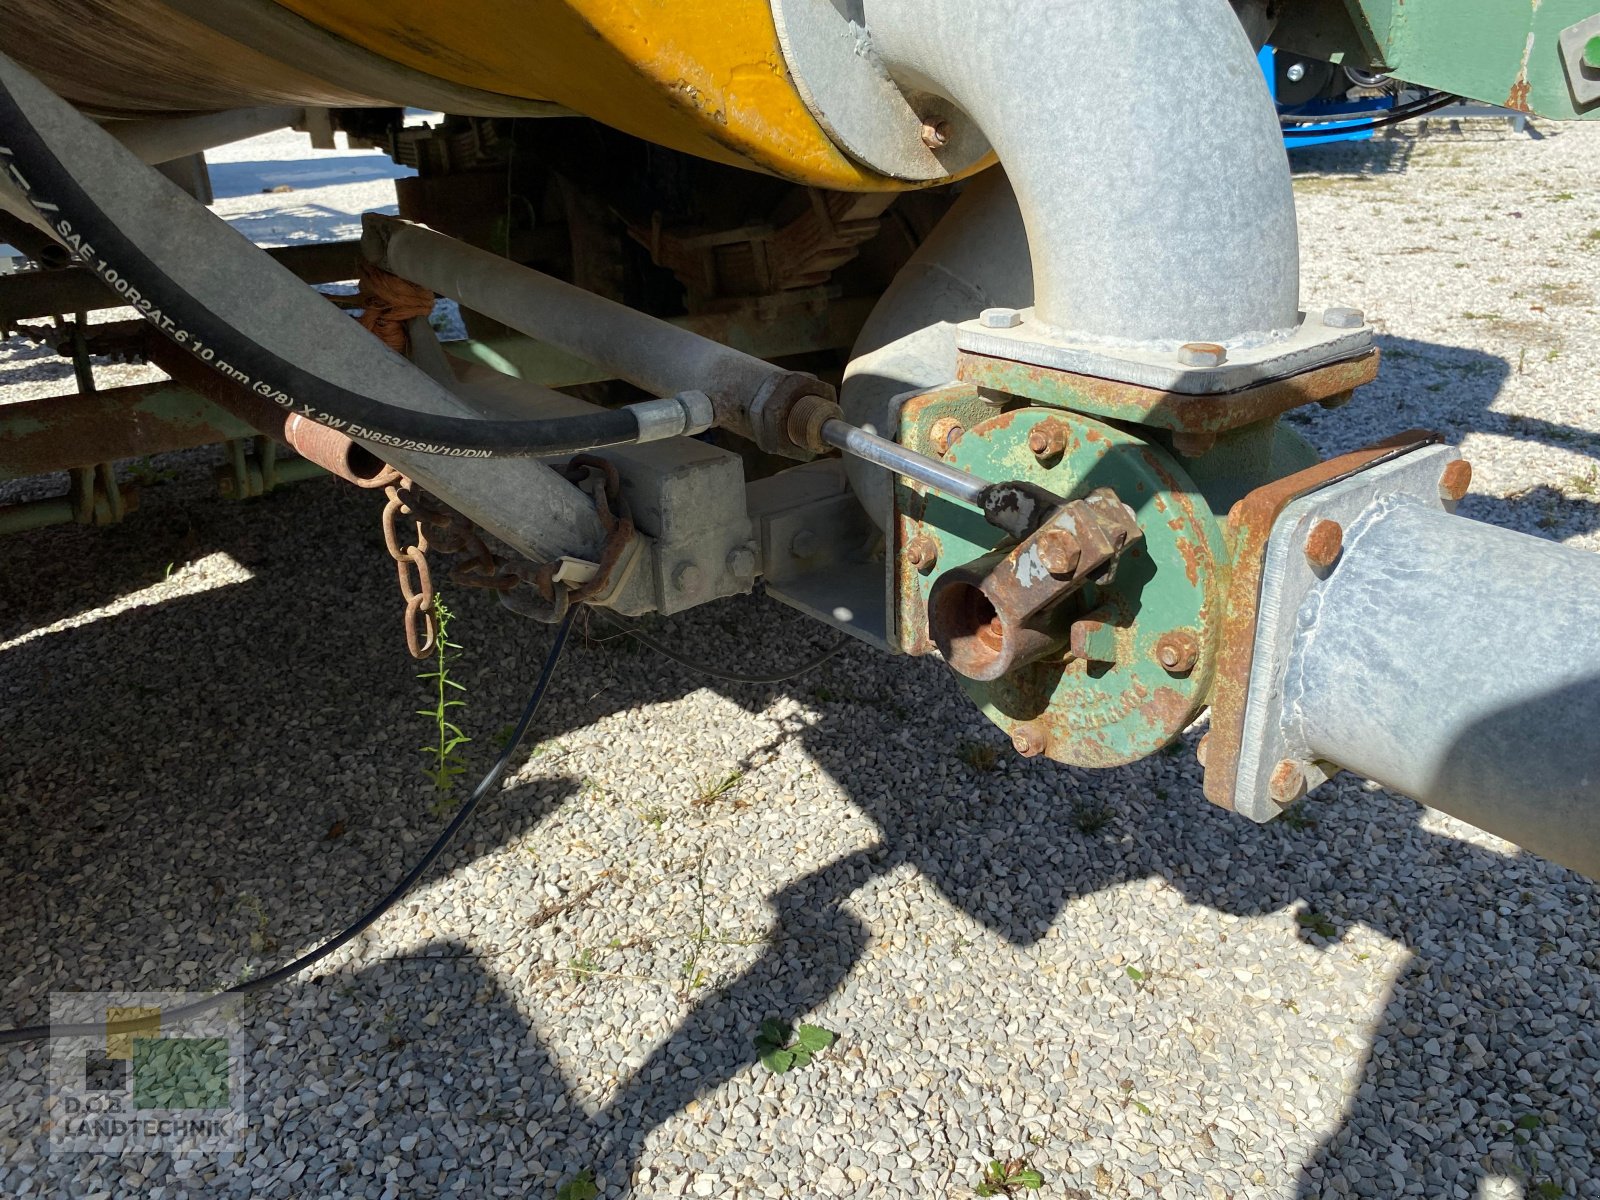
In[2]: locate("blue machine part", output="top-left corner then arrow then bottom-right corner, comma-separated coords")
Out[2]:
1261,46 -> 1395,149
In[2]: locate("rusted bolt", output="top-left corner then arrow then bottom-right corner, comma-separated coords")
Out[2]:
1322,306 -> 1365,329
1439,458 -> 1473,503
905,534 -> 939,573
1154,630 -> 1200,676
726,544 -> 757,579
672,561 -> 704,594
1304,519 -> 1343,571
1035,529 -> 1082,577
1028,419 -> 1068,463
790,529 -> 819,558
929,417 -> 964,457
920,119 -> 950,150
1170,430 -> 1217,458
1011,722 -> 1048,758
979,307 -> 1023,329
1178,342 -> 1227,368
1195,732 -> 1211,768
1269,759 -> 1309,805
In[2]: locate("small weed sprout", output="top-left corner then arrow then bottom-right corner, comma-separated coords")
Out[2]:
694,770 -> 745,809
1073,801 -> 1114,833
974,1158 -> 1044,1196
555,1169 -> 599,1200
958,740 -> 999,772
568,949 -> 601,984
1297,910 -> 1337,939
418,596 -> 471,805
752,1018 -> 836,1074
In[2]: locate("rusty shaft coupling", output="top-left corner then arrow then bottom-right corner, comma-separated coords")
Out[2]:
928,487 -> 1143,682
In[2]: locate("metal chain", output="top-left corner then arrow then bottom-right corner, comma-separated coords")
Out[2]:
381,476 -> 436,659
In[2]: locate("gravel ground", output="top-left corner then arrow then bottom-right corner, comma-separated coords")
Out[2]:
2,116 -> 1599,1199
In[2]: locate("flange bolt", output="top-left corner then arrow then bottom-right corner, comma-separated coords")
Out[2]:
1012,722 -> 1048,758
905,535 -> 939,573
1304,519 -> 1344,572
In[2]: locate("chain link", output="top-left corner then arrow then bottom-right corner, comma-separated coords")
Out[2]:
381,477 -> 436,658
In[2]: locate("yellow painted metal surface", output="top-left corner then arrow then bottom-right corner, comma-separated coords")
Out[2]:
272,0 -> 969,190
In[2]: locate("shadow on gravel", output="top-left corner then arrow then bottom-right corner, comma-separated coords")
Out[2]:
3,471 -> 1597,1198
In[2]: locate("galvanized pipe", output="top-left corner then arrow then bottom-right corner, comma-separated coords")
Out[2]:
366,216 -> 829,446
859,0 -> 1299,347
1287,503 -> 1600,879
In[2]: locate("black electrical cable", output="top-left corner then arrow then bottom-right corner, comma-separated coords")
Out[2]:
1281,90 -> 1459,138
587,613 -> 851,685
0,608 -> 575,1046
0,55 -> 643,458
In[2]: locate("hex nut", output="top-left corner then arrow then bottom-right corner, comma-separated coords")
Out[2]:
1177,342 -> 1227,368
1439,458 -> 1473,503
1028,419 -> 1068,462
905,534 -> 939,573
1322,306 -> 1366,329
1304,519 -> 1344,571
929,417 -> 965,457
920,119 -> 950,149
1154,630 -> 1200,676
726,545 -> 757,579
979,307 -> 1023,329
1035,529 -> 1082,577
672,561 -> 704,594
1011,722 -> 1048,758
1269,759 -> 1309,805
790,529 -> 819,559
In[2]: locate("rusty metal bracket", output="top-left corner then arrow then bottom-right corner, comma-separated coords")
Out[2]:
1201,429 -> 1443,810
955,349 -> 1380,438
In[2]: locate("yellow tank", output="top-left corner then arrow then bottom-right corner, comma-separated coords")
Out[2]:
0,0 -> 953,190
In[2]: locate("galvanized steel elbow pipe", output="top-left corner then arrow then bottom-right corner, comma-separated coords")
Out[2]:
852,0 -> 1300,346
831,0 -> 1299,521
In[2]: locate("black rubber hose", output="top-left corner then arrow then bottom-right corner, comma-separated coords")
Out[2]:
0,57 -> 642,458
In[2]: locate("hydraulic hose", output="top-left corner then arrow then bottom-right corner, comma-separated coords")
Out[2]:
0,51 -> 676,458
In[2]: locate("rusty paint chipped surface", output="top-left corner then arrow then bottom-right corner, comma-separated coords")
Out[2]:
1202,430 -> 1443,810
955,350 -> 1381,435
895,401 -> 1228,769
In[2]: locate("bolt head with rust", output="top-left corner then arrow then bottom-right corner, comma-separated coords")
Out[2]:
905,534 -> 939,573
1269,759 -> 1309,805
920,119 -> 950,149
1177,342 -> 1227,368
1027,418 -> 1068,463
1195,731 -> 1211,768
1034,528 -> 1082,577
1304,519 -> 1344,571
1154,629 -> 1200,676
671,561 -> 704,595
1170,430 -> 1217,459
928,417 -> 965,457
1439,458 -> 1473,503
1011,722 -> 1048,758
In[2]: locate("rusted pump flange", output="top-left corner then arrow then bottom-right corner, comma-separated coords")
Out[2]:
896,401 -> 1227,768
